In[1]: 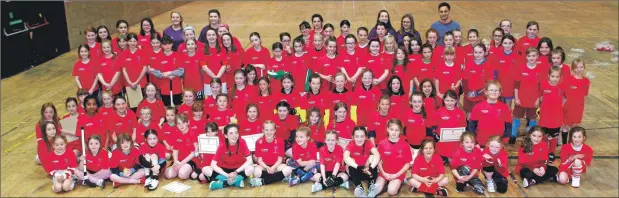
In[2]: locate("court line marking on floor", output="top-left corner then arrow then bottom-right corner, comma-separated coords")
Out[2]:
4,133 -> 35,153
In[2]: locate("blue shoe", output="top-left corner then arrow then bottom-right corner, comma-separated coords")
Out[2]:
233,175 -> 245,188
209,180 -> 224,190
249,178 -> 264,187
289,176 -> 301,186
215,174 -> 228,181
300,171 -> 314,182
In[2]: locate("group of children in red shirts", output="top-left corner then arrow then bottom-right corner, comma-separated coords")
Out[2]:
42,4 -> 594,197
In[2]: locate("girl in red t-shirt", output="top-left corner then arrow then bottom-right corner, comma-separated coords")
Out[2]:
326,102 -> 356,140
370,119 -> 412,197
340,35 -> 364,91
202,28 -> 225,96
344,127 -> 380,197
152,36 -> 183,107
248,121 -> 293,187
136,83 -> 165,125
257,77 -> 275,120
563,59 -> 590,143
99,91 -> 116,117
558,126 -> 593,188
209,124 -> 255,190
385,75 -> 407,118
203,79 -> 223,113
407,139 -> 449,196
518,127 -> 559,188
310,131 -> 350,193
210,94 -> 236,132
109,134 -> 145,188
482,136 -> 510,193
245,65 -> 259,86
76,135 -> 111,188
434,46 -> 462,99
303,107 -> 326,148
180,39 -> 206,99
164,114 -> 198,180
244,32 -> 270,78
328,73 -> 352,108
304,74 -> 328,114
429,90 -> 466,161
221,33 -> 244,91
412,44 -> 435,90
420,79 -> 440,117
539,66 -> 566,162
352,70 -> 381,127
403,93 -> 430,149
195,122 -> 219,183
496,35 -> 518,111
109,97 -> 137,145
36,120 -> 60,166
41,136 -> 77,193
135,107 -> 161,146
516,21 -> 541,58
468,80 -> 511,146
138,129 -> 167,190
62,98 -> 81,155
73,44 -> 99,94
238,104 -> 262,136
274,74 -> 301,109
368,96 -> 398,145
287,127 -> 319,186
268,42 -> 289,92
177,89 -> 197,119
450,132 -> 485,195
160,107 -> 177,160
98,40 -> 123,96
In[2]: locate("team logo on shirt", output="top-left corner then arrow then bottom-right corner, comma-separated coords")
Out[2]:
420,167 -> 427,171
571,86 -> 578,89
536,60 -> 542,64
85,123 -> 93,127
441,116 -> 450,120
384,151 -> 392,155
368,60 -> 375,63
184,61 -> 190,64
407,119 -> 415,123
191,126 -> 197,129
459,157 -> 468,162
252,57 -> 258,60
409,58 -> 416,62
214,117 -> 221,121
161,61 -> 168,64
521,72 -> 529,76
308,101 -> 316,105
359,95 -> 367,99
344,59 -> 350,63
544,89 -> 551,94
164,131 -> 171,135
116,123 -> 123,126
101,63 -> 107,66
78,68 -> 85,71
481,110 -> 489,114
443,71 -> 450,75
500,60 -> 506,63
120,159 -> 127,163
125,58 -> 132,61
470,70 -> 477,74
323,64 -> 331,67
324,156 -> 333,162
244,128 -> 251,131
374,122 -> 381,125
421,68 -> 428,71
52,160 -> 59,163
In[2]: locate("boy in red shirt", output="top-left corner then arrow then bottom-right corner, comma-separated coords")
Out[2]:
468,80 -> 511,146
511,48 -> 542,144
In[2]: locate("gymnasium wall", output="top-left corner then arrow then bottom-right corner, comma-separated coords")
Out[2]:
64,1 -> 191,49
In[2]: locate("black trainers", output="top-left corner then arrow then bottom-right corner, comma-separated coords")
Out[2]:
411,187 -> 418,192
548,153 -> 556,163
436,187 -> 448,196
509,136 -> 517,145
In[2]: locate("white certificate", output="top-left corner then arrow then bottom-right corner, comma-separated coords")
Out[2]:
338,138 -> 352,149
439,127 -> 466,142
198,135 -> 220,154
241,133 -> 263,152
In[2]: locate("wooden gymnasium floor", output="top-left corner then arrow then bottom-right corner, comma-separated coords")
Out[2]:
2,1 -> 618,197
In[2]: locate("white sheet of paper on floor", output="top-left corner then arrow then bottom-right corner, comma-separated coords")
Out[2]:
163,181 -> 191,193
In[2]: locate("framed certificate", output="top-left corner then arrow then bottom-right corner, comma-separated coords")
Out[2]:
338,138 -> 352,149
198,135 -> 219,154
125,85 -> 143,108
439,127 -> 466,142
241,133 -> 263,152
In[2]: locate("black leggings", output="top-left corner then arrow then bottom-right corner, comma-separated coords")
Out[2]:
483,166 -> 508,193
259,170 -> 286,185
519,165 -> 558,183
348,166 -> 378,187
317,171 -> 347,189
211,167 -> 248,181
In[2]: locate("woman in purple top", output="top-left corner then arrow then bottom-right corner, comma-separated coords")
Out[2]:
163,11 -> 185,52
369,10 -> 396,39
198,9 -> 221,44
395,14 -> 421,45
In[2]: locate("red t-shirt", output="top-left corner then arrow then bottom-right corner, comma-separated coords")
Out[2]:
326,118 -> 356,139
411,60 -> 436,87
515,64 -> 542,108
320,145 -> 345,172
257,94 -> 276,120
154,52 -> 182,95
72,59 -> 99,91
481,148 -> 509,178
273,115 -> 300,141
434,60 -> 463,94
107,110 -> 137,142
402,111 -> 427,146
314,55 -> 344,93
306,47 -> 326,71
305,124 -> 326,143
110,148 -> 140,170
368,111 -> 398,143
428,107 -> 466,158
268,56 -> 290,92
244,46 -> 271,78
177,103 -> 194,119
120,49 -> 149,88
177,41 -> 205,54
136,99 -> 166,124
287,53 -> 311,92
231,85 -> 258,118
516,36 -> 540,57
470,100 -> 511,145
203,96 -> 217,113
411,154 -> 445,177
273,90 -> 302,110
202,46 -> 225,84
361,53 -> 388,89
304,91 -> 329,113
345,140 -> 374,166
559,143 -> 593,169
389,94 -> 408,118
563,75 -> 590,124
138,33 -> 161,52
450,147 -> 483,170
88,42 -> 102,60
213,139 -> 251,169
377,138 -> 413,174
327,89 -> 353,108
463,58 -> 495,101
140,142 -> 167,158
135,121 -> 161,145
517,141 -> 548,172
352,85 -> 382,126
255,137 -> 285,166
85,149 -> 110,172
496,51 -> 519,97
170,128 -> 199,161
98,55 -> 123,94
538,80 -> 565,128
208,109 -> 235,131
238,118 -> 263,136
222,49 -> 244,85
340,51 -> 363,90
189,117 -> 207,135
76,114 -> 108,147
180,52 -> 206,92
160,123 -> 177,144
292,142 -> 318,161
41,150 -> 78,176
147,49 -> 163,86
424,96 -> 440,117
